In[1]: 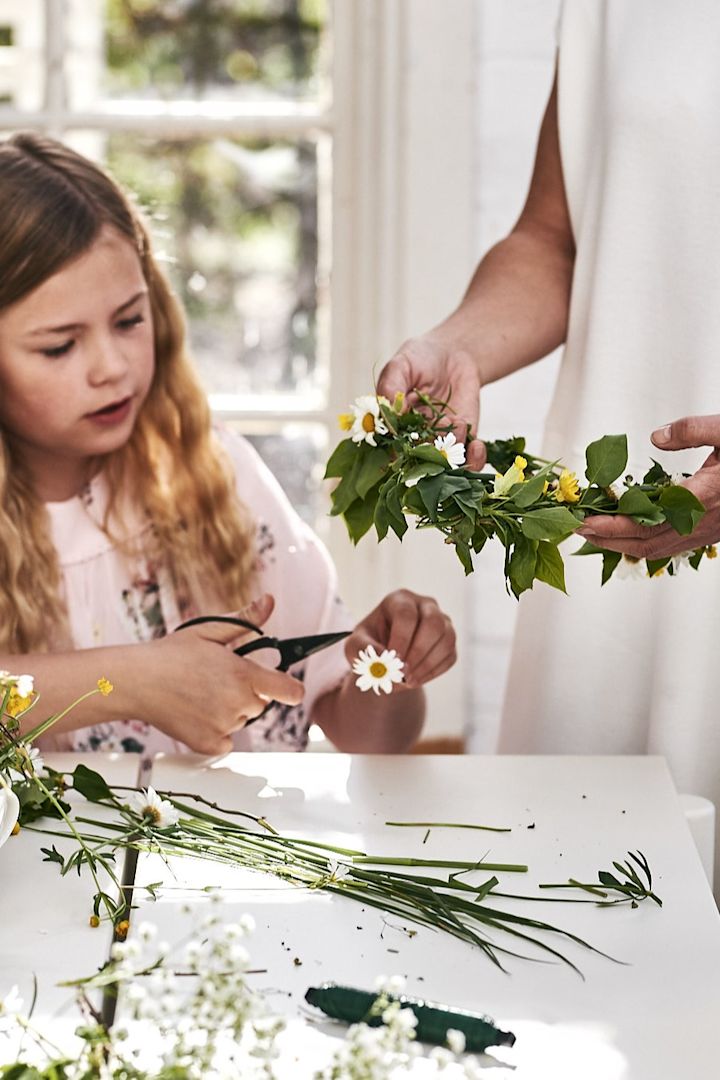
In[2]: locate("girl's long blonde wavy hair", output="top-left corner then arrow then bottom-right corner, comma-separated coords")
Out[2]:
0,132 -> 257,653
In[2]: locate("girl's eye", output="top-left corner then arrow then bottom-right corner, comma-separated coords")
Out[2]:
41,340 -> 74,358
117,313 -> 144,331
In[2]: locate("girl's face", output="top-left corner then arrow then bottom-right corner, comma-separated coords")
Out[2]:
0,225 -> 155,501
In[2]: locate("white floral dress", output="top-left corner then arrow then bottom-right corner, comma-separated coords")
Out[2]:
41,428 -> 350,763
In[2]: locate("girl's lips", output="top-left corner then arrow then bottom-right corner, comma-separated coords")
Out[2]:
86,396 -> 133,425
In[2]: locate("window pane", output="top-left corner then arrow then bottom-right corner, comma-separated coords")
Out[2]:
229,422 -> 328,526
0,0 -> 45,110
105,132 -> 325,401
102,0 -> 328,104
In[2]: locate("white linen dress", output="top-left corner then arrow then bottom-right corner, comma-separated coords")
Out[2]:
499,0 -> 720,882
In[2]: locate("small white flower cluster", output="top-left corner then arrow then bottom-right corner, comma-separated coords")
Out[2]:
315,976 -> 486,1080
109,894 -> 278,1078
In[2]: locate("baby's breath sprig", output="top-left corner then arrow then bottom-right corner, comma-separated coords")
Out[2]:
325,393 -> 709,597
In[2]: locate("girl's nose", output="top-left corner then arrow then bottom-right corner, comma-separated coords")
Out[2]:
87,334 -> 129,385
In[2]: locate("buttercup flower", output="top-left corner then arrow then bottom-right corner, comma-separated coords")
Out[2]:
491,455 -> 527,497
97,677 -> 114,696
554,468 -> 581,503
129,786 -> 180,829
338,412 -> 354,431
707,545 -> 717,559
349,395 -> 388,447
352,645 -> 405,695
434,432 -> 466,469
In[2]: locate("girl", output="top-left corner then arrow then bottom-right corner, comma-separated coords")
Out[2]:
0,132 -> 456,760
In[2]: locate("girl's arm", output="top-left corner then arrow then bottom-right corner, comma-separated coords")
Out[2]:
311,589 -> 456,753
3,597 -> 305,756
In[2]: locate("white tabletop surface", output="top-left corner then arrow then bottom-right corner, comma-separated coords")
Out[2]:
127,752 -> 720,1079
2,752 -> 719,1078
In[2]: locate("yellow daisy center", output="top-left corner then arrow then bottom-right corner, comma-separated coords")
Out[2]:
369,661 -> 388,678
362,412 -> 376,433
144,806 -> 162,824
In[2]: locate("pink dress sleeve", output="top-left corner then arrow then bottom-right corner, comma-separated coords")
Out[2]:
215,428 -> 352,751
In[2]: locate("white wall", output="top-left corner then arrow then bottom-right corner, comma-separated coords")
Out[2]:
466,0 -> 561,751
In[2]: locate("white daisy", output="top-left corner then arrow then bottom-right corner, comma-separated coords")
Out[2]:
129,786 -> 180,829
349,396 -> 388,447
352,645 -> 405,695
434,432 -> 466,469
615,555 -> 648,580
670,551 -> 692,574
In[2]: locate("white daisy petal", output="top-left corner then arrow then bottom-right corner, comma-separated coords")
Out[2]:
352,645 -> 405,695
434,432 -> 466,469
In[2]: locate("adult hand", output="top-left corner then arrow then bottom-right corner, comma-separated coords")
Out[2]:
345,588 -> 457,690
136,593 -> 304,754
578,415 -> 720,558
376,336 -> 485,468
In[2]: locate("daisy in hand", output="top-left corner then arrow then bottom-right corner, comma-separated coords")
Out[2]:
352,645 -> 405,695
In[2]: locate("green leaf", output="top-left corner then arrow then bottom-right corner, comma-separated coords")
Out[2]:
324,437 -> 358,479
646,557 -> 671,577
454,540 -> 474,575
616,486 -> 666,525
584,434 -> 628,487
344,485 -> 381,542
72,763 -> 115,804
355,446 -> 391,499
509,469 -> 551,508
328,458 -> 362,516
417,474 -> 448,519
601,550 -> 622,585
41,845 -> 65,868
521,507 -> 579,541
658,485 -> 705,535
508,536 -> 538,598
402,462 -> 445,488
643,459 -> 671,485
534,541 -> 567,593
408,444 -> 447,465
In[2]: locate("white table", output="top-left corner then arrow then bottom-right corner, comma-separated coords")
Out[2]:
3,753 -> 720,1078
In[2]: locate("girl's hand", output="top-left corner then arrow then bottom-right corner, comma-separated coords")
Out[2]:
345,589 -> 457,690
134,593 -> 304,755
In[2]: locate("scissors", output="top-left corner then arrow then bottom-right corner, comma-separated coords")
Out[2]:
174,614 -> 350,725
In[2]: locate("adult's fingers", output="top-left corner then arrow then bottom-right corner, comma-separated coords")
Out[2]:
376,353 -> 416,405
652,414 -> 720,451
578,515 -> 671,542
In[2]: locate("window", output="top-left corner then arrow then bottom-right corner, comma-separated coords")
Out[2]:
0,0 -> 331,523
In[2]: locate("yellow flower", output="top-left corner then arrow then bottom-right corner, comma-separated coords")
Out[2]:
554,469 -> 580,503
338,413 -> 354,431
97,677 -> 114,696
492,456 -> 527,497
89,914 -> 100,928
115,919 -> 130,941
707,545 -> 717,559
652,566 -> 666,577
392,391 -> 405,413
4,688 -> 34,718
11,822 -> 20,836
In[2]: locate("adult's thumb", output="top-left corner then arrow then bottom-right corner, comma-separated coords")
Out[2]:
652,415 -> 720,451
